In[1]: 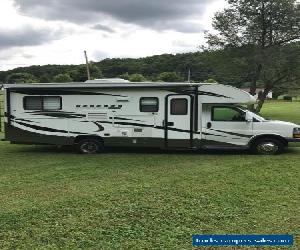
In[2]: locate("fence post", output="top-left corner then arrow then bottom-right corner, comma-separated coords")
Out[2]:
0,100 -> 2,133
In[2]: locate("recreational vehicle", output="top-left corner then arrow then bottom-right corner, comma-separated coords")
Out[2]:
2,80 -> 300,154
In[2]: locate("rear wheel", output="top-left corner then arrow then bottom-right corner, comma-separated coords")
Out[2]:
252,138 -> 284,155
76,139 -> 104,154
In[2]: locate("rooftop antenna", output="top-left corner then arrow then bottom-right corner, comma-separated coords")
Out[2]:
187,68 -> 191,83
84,50 -> 91,81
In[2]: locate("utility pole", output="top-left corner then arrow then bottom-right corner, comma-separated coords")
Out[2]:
84,50 -> 91,80
187,68 -> 191,83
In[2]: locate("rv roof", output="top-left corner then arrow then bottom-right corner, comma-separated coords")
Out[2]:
3,82 -> 207,89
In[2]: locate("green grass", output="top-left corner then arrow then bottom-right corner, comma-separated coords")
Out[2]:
261,101 -> 300,125
0,91 -> 3,132
0,101 -> 299,249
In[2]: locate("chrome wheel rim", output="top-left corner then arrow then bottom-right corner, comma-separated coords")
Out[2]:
257,142 -> 279,155
80,142 -> 98,154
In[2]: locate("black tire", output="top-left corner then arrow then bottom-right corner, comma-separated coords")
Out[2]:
251,138 -> 284,155
76,139 -> 104,154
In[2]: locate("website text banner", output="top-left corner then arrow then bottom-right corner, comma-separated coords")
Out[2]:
192,235 -> 293,247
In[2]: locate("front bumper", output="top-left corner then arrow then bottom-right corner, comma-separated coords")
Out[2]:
285,138 -> 300,143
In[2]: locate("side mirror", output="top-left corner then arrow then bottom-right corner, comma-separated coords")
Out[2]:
245,111 -> 253,122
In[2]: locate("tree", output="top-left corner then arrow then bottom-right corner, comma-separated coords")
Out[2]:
157,72 -> 183,82
204,78 -> 218,83
119,72 -> 130,80
69,64 -> 103,82
5,73 -> 38,84
129,74 -> 146,82
39,74 -> 52,83
206,0 -> 300,111
53,73 -> 73,83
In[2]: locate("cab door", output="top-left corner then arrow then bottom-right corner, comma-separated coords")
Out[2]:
165,95 -> 193,148
202,105 -> 253,146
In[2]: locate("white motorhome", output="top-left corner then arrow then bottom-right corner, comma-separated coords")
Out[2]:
3,80 -> 300,154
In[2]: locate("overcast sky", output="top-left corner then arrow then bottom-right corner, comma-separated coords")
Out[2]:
0,0 -> 226,70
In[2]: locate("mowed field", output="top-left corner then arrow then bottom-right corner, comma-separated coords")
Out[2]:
0,101 -> 299,249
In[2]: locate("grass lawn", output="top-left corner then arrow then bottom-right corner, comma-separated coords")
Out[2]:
261,101 -> 300,125
0,101 -> 299,249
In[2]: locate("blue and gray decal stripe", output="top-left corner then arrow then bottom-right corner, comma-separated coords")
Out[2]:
208,129 -> 252,138
14,120 -> 87,135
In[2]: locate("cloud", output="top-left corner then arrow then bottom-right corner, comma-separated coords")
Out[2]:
92,50 -> 109,61
92,24 -> 115,33
21,53 -> 35,59
0,0 -> 226,71
14,0 -> 214,33
0,25 -> 66,49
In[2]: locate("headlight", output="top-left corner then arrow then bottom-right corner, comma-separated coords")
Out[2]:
293,128 -> 300,138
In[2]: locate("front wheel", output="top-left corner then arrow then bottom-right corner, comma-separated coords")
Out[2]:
252,138 -> 284,155
76,139 -> 104,154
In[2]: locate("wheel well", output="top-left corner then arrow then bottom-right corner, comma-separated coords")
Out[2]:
74,135 -> 104,144
249,135 -> 288,148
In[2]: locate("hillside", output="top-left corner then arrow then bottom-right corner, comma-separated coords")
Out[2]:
0,51 -> 252,87
0,43 -> 299,97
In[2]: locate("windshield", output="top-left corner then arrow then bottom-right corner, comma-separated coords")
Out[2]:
252,112 -> 267,121
237,105 -> 267,121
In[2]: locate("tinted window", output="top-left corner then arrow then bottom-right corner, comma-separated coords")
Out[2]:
24,96 -> 62,110
140,97 -> 159,112
171,98 -> 188,115
212,107 -> 245,121
24,97 -> 43,110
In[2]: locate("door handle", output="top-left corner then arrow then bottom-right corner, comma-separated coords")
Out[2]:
163,121 -> 174,127
207,122 -> 212,129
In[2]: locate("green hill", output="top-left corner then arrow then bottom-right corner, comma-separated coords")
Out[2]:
1,43 -> 299,96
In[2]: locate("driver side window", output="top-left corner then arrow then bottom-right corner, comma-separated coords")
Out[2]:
212,106 -> 246,122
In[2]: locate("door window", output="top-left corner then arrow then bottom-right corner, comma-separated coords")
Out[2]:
171,98 -> 188,115
212,106 -> 246,121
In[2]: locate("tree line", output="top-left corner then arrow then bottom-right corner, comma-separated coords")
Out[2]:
0,51 -> 243,84
1,45 -> 299,91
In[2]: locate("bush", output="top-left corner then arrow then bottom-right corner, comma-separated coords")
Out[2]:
204,78 -> 218,83
157,72 -> 183,82
129,74 -> 146,82
53,73 -> 73,83
5,73 -> 38,84
283,96 -> 293,101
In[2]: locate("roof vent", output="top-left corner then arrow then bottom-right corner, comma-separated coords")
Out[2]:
85,78 -> 130,84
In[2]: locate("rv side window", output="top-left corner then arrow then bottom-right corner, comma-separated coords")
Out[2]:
43,97 -> 62,110
140,97 -> 159,112
171,98 -> 188,115
24,96 -> 62,110
24,97 -> 43,110
212,106 -> 246,122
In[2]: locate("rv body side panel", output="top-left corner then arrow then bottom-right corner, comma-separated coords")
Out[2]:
3,82 -> 261,150
6,88 -> 201,148
198,84 -> 256,104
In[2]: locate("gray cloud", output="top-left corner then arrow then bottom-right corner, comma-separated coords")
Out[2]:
14,0 -> 213,33
92,50 -> 109,61
21,53 -> 35,59
0,25 -> 65,49
0,48 -> 19,60
92,24 -> 115,33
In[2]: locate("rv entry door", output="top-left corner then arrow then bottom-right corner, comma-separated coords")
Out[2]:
165,95 -> 193,148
